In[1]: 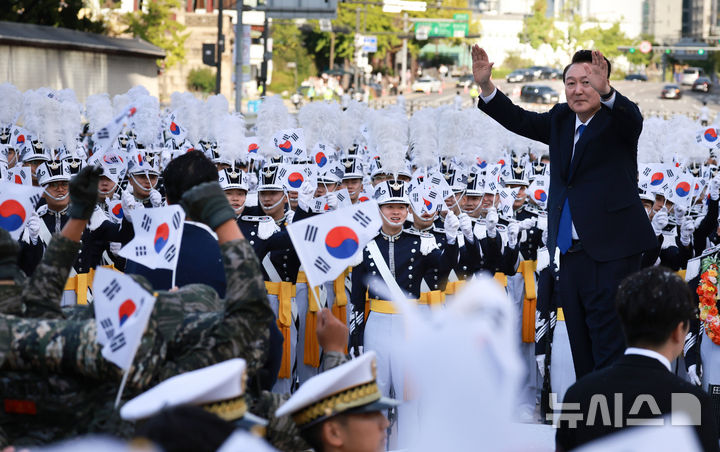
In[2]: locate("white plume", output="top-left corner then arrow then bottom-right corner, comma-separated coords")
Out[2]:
338,100 -> 368,152
132,95 -> 161,147
170,91 -> 204,145
203,94 -> 230,142
255,96 -> 295,159
85,93 -> 114,135
298,101 -> 342,150
112,93 -> 131,116
22,89 -> 63,151
216,113 -> 247,164
57,91 -> 83,153
409,107 -> 438,170
368,105 -> 408,177
0,83 -> 22,126
127,85 -> 150,102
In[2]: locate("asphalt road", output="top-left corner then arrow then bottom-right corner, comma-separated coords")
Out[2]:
378,79 -> 720,121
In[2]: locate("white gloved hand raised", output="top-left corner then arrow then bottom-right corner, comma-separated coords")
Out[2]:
680,216 -> 695,247
486,207 -> 499,238
507,221 -> 520,248
325,191 -> 339,210
149,188 -> 163,208
298,183 -> 315,211
710,177 -> 720,201
688,364 -> 702,386
651,207 -> 669,236
519,217 -> 536,231
536,354 -> 546,378
121,188 -> 138,222
458,212 -> 474,243
444,211 -> 460,244
26,213 -> 41,245
109,242 -> 122,256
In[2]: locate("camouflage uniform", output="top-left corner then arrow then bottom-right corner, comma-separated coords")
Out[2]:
0,235 -> 274,447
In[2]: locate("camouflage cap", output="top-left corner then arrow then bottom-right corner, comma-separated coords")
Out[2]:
0,228 -> 19,280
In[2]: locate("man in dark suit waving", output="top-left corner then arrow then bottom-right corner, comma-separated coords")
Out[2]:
472,47 -> 657,378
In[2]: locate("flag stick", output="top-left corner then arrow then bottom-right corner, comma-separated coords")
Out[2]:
114,368 -> 130,408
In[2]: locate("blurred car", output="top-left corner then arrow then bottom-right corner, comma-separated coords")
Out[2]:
411,77 -> 442,94
526,66 -> 546,79
456,74 -> 475,88
520,85 -> 559,104
507,69 -> 532,83
692,77 -> 712,93
660,84 -> 682,99
681,67 -> 703,86
540,67 -> 562,80
625,73 -> 648,82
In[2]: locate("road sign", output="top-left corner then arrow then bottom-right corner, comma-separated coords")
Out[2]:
639,40 -> 652,54
413,21 -> 468,38
453,13 -> 469,22
415,26 -> 429,40
265,0 -> 338,19
362,35 -> 377,53
382,0 -> 426,12
319,19 -> 332,32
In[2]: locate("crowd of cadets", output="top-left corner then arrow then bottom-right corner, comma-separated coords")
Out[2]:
2,83 -> 720,449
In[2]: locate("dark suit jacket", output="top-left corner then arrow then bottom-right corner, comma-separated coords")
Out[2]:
556,354 -> 719,451
478,90 -> 657,262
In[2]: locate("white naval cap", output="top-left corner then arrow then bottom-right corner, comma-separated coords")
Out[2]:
120,359 -> 265,427
275,351 -> 400,428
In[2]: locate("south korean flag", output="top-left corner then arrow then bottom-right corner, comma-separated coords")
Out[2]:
498,187 -> 519,217
310,188 -> 352,213
272,128 -> 307,158
6,166 -> 30,186
278,164 -> 317,192
287,201 -> 382,288
92,106 -> 137,155
696,127 -> 720,151
0,182 -> 43,239
119,205 -> 185,270
93,267 -> 156,370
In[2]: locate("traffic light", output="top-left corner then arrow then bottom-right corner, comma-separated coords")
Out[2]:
629,47 -> 636,53
665,49 -> 671,54
698,49 -> 706,55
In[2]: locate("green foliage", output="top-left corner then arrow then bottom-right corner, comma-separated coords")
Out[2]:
503,50 -> 534,70
518,0 -> 559,50
269,20 -> 317,93
0,0 -> 106,33
186,67 -> 216,93
123,0 -> 189,69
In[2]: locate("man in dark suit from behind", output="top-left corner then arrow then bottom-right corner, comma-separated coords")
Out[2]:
472,47 -> 657,378
556,266 -> 719,452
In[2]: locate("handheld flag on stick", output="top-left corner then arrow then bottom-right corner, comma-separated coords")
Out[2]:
0,182 -> 43,239
287,201 -> 382,289
118,205 -> 185,271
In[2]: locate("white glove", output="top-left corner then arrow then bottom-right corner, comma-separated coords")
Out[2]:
486,207 -> 498,238
298,183 -> 315,211
688,364 -> 702,386
680,216 -> 695,247
651,207 -> 669,236
109,242 -> 122,256
519,217 -> 536,231
26,213 -> 41,245
536,354 -> 546,378
285,209 -> 295,224
674,204 -> 686,221
149,188 -> 163,208
458,212 -> 474,243
444,211 -> 460,244
541,229 -> 548,246
121,189 -> 138,222
711,177 -> 720,201
325,191 -> 339,210
507,221 -> 520,248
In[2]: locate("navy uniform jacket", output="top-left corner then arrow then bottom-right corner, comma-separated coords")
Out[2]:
350,230 -> 442,319
478,90 -> 657,262
515,206 -> 544,261
404,225 -> 458,291
18,208 -> 125,276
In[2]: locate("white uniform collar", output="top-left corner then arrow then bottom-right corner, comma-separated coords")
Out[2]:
624,347 -> 672,371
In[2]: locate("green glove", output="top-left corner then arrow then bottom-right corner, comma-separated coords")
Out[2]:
180,181 -> 236,230
68,166 -> 102,220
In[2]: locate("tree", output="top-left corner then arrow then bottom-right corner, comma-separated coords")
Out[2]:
123,0 -> 189,69
269,21 -> 317,93
518,0 -> 559,50
187,67 -> 216,93
0,0 -> 106,33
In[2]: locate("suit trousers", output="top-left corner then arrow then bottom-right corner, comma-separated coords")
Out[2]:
559,248 -> 640,378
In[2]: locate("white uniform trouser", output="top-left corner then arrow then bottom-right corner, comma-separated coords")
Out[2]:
506,273 -> 538,413
550,318 -> 576,404
364,311 -> 417,449
268,293 -> 297,394
295,281 -> 336,385
701,335 -> 720,391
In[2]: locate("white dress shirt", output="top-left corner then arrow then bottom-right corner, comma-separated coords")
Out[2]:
624,347 -> 672,371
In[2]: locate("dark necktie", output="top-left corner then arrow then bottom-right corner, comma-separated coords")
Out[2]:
557,124 -> 586,254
